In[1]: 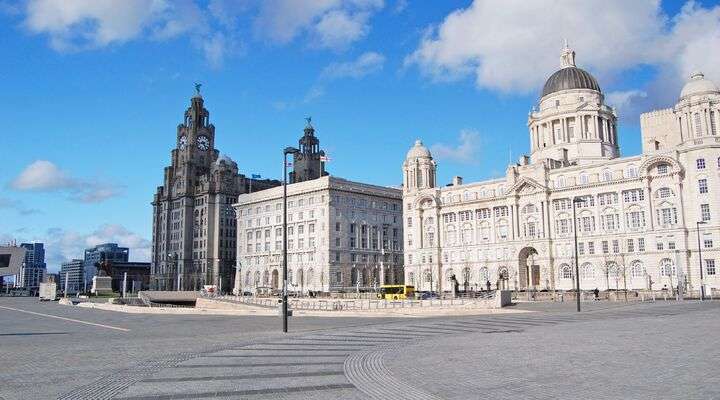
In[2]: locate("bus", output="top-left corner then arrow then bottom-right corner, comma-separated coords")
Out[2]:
378,285 -> 415,300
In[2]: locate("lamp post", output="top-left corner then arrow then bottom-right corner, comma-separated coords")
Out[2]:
572,197 -> 586,312
696,221 -> 707,301
282,146 -> 300,333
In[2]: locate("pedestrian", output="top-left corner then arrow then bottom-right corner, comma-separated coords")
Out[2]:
486,280 -> 491,291
593,287 -> 599,301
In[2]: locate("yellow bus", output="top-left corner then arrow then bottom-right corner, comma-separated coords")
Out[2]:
378,285 -> 415,300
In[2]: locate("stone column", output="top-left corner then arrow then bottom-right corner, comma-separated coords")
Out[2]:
561,117 -> 567,143
594,115 -> 600,140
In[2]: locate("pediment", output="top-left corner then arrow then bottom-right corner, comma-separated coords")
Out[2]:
508,177 -> 546,195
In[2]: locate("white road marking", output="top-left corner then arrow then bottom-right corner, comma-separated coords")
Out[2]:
0,305 -> 130,332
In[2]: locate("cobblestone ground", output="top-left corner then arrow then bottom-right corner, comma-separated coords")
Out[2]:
1,298 -> 718,399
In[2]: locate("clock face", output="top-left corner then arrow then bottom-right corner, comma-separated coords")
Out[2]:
179,136 -> 187,150
197,135 -> 210,151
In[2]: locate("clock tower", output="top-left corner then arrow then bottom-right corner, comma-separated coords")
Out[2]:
151,87 -> 281,291
289,118 -> 329,183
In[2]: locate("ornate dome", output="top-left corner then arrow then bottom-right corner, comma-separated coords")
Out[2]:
541,67 -> 601,98
541,43 -> 600,98
680,72 -> 719,99
406,139 -> 432,159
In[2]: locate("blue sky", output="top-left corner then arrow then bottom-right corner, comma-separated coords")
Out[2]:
1,0 -> 719,271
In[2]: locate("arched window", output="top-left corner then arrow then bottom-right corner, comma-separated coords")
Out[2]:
351,267 -> 358,285
580,263 -> 595,279
498,267 -> 509,280
556,176 -> 566,188
560,264 -> 572,279
606,262 -> 619,278
602,169 -> 612,182
630,261 -> 645,278
461,267 -> 471,284
445,268 -> 455,283
660,259 -> 675,276
579,172 -> 589,184
657,163 -> 669,174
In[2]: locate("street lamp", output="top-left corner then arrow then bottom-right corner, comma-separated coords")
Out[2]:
696,221 -> 707,301
282,146 -> 300,333
572,197 -> 586,312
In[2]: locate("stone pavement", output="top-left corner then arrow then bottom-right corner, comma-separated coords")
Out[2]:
1,298 -> 719,399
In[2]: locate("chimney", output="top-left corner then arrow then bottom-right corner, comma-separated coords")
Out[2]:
452,176 -> 463,186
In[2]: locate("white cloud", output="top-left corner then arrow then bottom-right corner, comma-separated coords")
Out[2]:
254,0 -> 383,49
430,129 -> 481,165
10,160 -> 77,190
321,51 -> 385,79
0,197 -> 41,215
9,160 -> 122,203
406,0 -> 720,117
606,90 -> 647,114
25,0 -> 169,51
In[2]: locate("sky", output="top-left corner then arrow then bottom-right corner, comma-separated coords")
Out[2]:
1,0 -> 719,272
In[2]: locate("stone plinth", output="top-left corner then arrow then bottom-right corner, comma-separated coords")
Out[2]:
91,275 -> 113,295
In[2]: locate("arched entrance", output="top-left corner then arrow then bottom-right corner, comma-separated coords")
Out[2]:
518,247 -> 539,290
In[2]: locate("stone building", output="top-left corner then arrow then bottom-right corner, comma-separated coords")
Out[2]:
403,45 -> 720,294
150,89 -> 280,291
234,124 -> 403,294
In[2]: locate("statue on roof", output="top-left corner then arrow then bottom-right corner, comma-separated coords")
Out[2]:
194,82 -> 202,95
560,39 -> 575,68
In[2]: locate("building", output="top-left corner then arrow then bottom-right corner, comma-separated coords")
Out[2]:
289,120 -> 328,183
234,124 -> 404,294
19,242 -> 46,290
150,88 -> 280,291
83,243 -> 129,288
59,259 -> 84,294
403,44 -> 720,294
0,245 -> 28,287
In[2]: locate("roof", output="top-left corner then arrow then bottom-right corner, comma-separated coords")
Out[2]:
541,66 -> 601,98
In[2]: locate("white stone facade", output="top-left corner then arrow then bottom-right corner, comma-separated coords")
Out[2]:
403,47 -> 720,294
234,176 -> 403,294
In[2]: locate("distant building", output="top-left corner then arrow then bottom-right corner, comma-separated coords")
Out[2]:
59,259 -> 84,294
151,89 -> 280,291
83,243 -> 129,288
19,243 -> 46,290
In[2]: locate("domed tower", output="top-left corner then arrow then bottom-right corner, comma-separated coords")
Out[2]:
528,43 -> 619,166
677,72 -> 720,138
403,140 -> 436,193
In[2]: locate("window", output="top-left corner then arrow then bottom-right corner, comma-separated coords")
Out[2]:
657,241 -> 664,251
638,238 -> 645,252
602,240 -> 609,254
561,265 -> 572,279
588,242 -> 595,255
701,204 -> 711,221
660,259 -> 675,276
407,217 -> 412,227
656,187 -> 672,198
578,242 -> 585,255
704,238 -> 713,249
697,158 -> 706,170
622,189 -> 645,203
580,263 -> 595,279
626,165 -> 638,178
626,210 -> 646,229
612,240 -> 619,253
627,239 -> 634,253
598,192 -> 618,205
601,170 -> 612,182
694,113 -> 703,136
657,164 -> 669,174
699,179 -> 708,194
706,259 -> 716,276
630,262 -> 645,278
601,213 -> 619,232
657,207 -> 678,226
711,111 -> 717,135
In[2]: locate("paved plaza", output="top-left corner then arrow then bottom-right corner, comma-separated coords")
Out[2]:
1,298 -> 719,399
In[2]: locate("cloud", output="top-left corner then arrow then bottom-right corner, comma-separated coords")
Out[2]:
25,0 -> 169,51
430,129 -> 481,165
9,160 -> 122,203
606,90 -> 648,116
254,0 -> 383,49
406,0 -> 720,118
0,197 -> 41,216
321,51 -> 385,79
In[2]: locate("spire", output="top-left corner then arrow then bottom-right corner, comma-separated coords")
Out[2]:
560,39 -> 576,68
